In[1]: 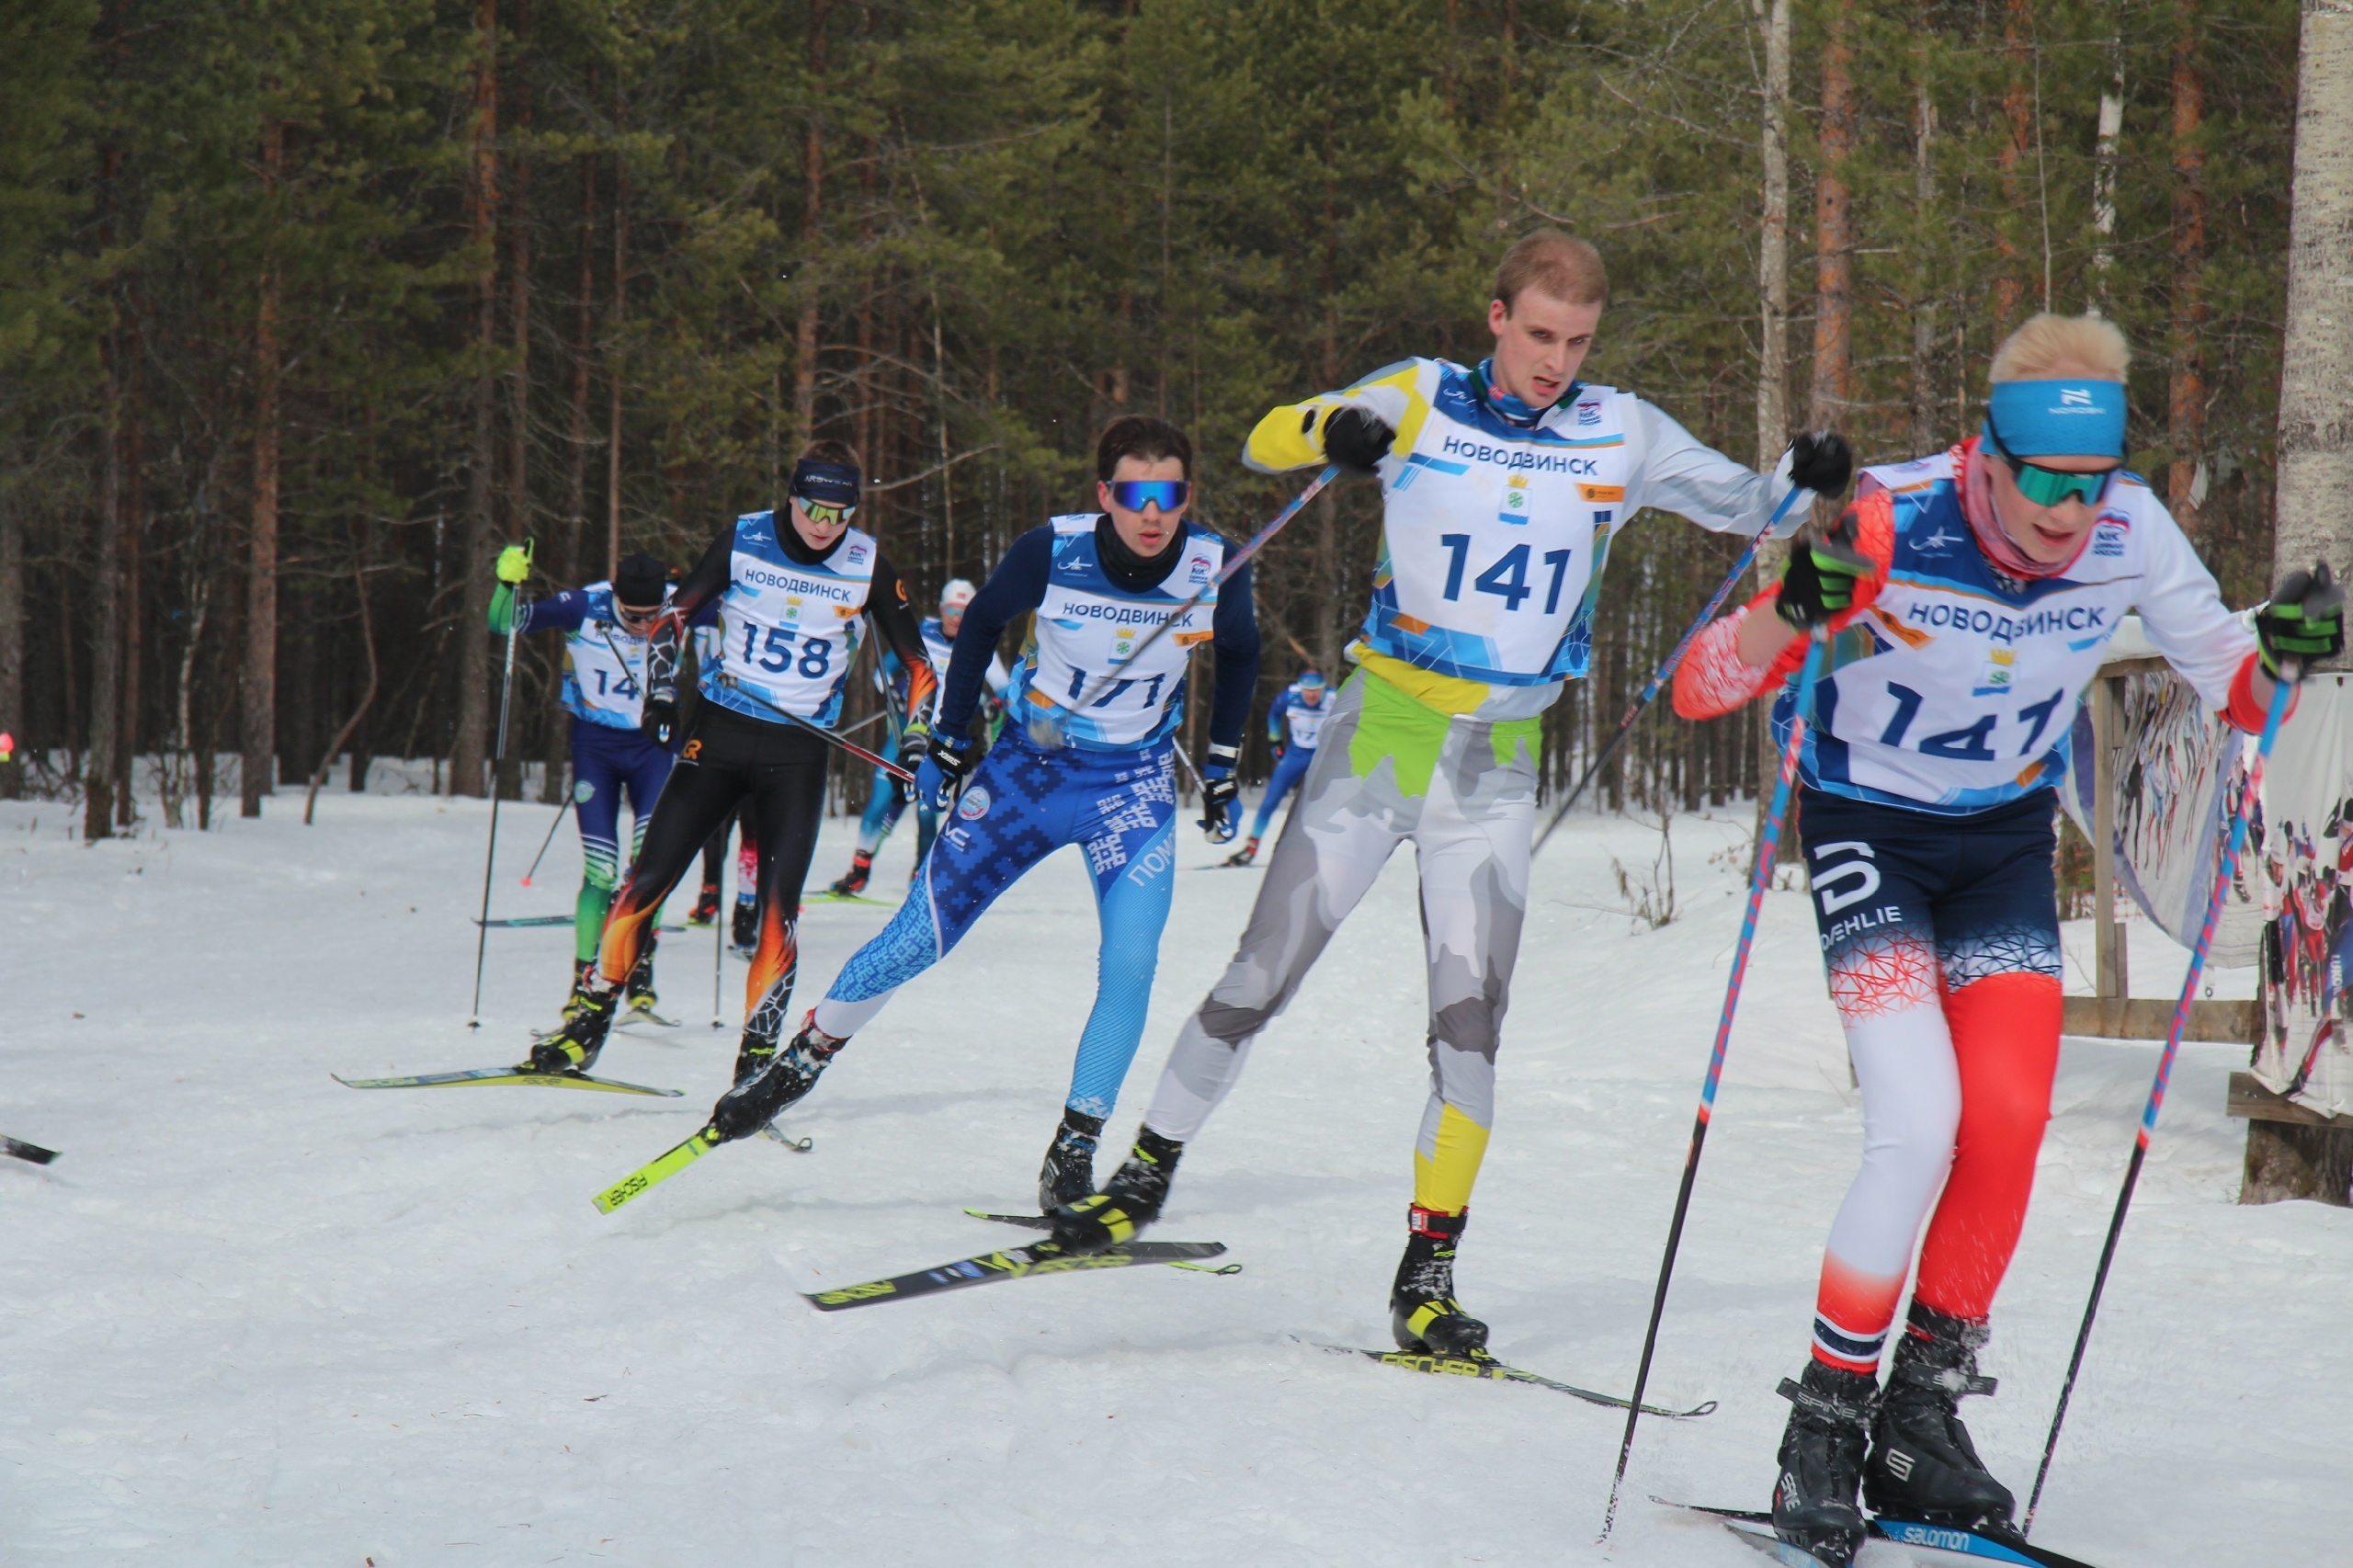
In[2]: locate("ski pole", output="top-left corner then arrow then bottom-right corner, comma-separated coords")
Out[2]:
2022,659 -> 2300,1536
519,797 -> 574,887
1055,467 -> 1338,733
1534,485 -> 1802,853
1599,626 -> 1829,1541
716,676 -> 917,784
469,556 -> 530,1028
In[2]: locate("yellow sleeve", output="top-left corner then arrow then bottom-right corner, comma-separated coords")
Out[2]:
1243,399 -> 1342,474
1241,360 -> 1431,475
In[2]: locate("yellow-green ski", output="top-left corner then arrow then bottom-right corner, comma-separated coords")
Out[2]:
594,1125 -> 724,1213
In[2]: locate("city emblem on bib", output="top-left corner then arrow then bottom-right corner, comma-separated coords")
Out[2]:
1972,646 -> 2017,698
957,785 -> 992,822
784,595 -> 803,624
1112,627 -> 1137,663
1499,472 -> 1530,525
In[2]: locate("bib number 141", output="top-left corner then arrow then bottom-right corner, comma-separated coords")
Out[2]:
1878,681 -> 2065,761
1438,536 -> 1575,615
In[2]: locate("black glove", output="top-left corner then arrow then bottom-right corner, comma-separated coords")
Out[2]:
1775,511 -> 1875,631
2256,562 -> 2346,678
1198,743 -> 1240,843
640,698 -> 678,748
915,730 -> 976,812
1321,405 -> 1396,473
1787,430 -> 1854,497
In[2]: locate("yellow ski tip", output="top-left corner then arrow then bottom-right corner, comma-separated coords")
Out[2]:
593,1126 -> 722,1214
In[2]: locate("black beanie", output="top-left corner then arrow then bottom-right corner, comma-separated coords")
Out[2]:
613,552 -> 669,610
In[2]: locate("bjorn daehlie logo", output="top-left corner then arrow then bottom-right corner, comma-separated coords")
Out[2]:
2060,388 -> 2093,406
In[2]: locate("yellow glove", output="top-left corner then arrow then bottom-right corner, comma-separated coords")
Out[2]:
494,540 -> 534,585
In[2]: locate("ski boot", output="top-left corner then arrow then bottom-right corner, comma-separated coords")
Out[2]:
622,949 -> 666,1024
731,896 -> 758,959
559,959 -> 597,1021
829,850 -> 874,898
1047,1127 -> 1183,1254
1390,1206 -> 1489,1357
710,1014 -> 846,1140
528,987 -> 618,1074
1771,1359 -> 1877,1566
732,1029 -> 779,1087
1863,1303 -> 2017,1532
685,882 -> 722,927
1222,836 -> 1260,868
1038,1107 -> 1105,1212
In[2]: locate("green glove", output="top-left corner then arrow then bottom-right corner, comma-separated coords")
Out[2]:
495,540 -> 534,585
2255,562 -> 2346,679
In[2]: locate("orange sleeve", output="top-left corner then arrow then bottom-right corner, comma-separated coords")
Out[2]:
1670,496 -> 1895,721
2223,651 -> 2293,734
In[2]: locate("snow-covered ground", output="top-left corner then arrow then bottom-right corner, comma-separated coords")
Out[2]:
4,790 -> 2347,1566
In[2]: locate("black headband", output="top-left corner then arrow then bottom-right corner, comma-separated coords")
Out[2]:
790,459 -> 861,508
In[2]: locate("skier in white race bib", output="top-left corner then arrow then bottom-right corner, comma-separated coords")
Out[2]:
1671,312 -> 2342,1564
526,441 -> 938,1085
703,416 -> 1262,1203
1045,229 -> 1853,1358
1221,669 -> 1326,868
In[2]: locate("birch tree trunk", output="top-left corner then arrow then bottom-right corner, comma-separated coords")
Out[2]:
2274,0 -> 2353,581
1753,0 -> 1790,841
792,1 -> 831,450
86,324 -> 122,840
0,462 -> 22,800
2168,3 -> 2208,535
1811,0 -> 1854,435
2090,30 -> 2124,312
1911,60 -> 1940,450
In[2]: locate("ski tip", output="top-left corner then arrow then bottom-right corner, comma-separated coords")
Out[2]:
4,1140 -> 60,1165
761,1129 -> 814,1152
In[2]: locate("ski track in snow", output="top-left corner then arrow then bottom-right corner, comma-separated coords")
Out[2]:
2,793 -> 2346,1565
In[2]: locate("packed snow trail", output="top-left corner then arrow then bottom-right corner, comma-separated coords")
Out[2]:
3,792 -> 2347,1564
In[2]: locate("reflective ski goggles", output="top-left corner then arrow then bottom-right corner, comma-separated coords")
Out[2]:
795,499 -> 857,528
1985,425 -> 2118,508
1108,479 -> 1190,512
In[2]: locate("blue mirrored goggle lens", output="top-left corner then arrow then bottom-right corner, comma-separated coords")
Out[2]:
1109,479 -> 1190,511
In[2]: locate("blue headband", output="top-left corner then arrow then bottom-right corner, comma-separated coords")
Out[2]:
790,458 -> 861,508
1984,378 -> 2126,460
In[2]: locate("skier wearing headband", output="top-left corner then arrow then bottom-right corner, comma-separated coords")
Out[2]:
703,415 -> 1261,1207
487,548 -> 678,1023
526,440 -> 939,1086
1671,312 -> 2341,1563
825,578 -> 1011,897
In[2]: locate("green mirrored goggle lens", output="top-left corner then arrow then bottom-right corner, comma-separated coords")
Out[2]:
2010,460 -> 2112,508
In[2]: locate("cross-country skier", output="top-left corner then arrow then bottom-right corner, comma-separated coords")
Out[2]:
825,582 -> 1010,895
1045,229 -> 1851,1359
487,548 -> 676,1022
705,415 -> 1262,1207
1222,669 -> 1326,866
526,441 -> 938,1082
1667,312 -> 2342,1565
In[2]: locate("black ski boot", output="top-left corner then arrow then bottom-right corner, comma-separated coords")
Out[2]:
710,1014 -> 845,1140
732,1029 -> 779,1086
623,943 -> 665,1023
1037,1107 -> 1105,1212
1771,1359 -> 1877,1566
529,987 -> 618,1074
1222,835 -> 1260,868
686,882 -> 722,927
1048,1126 -> 1183,1254
1390,1206 -> 1489,1357
1863,1303 -> 2017,1532
559,959 -> 597,1021
829,850 -> 874,897
731,896 -> 758,958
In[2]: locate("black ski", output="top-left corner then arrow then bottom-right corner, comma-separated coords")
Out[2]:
473,914 -> 575,928
1653,1500 -> 2102,1568
964,1207 -> 1051,1229
1313,1342 -> 1715,1418
801,1240 -> 1233,1312
335,1066 -> 682,1096
4,1135 -> 60,1165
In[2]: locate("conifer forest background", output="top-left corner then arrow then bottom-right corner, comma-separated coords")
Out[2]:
0,0 -> 2310,835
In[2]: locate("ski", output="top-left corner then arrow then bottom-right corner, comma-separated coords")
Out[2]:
473,914 -> 575,928
619,1006 -> 680,1029
594,1125 -> 724,1213
1652,1500 -> 2102,1568
801,1240 -> 1233,1312
1313,1343 -> 1716,1418
335,1066 -> 683,1097
964,1207 -> 1050,1229
803,892 -> 897,908
4,1135 -> 60,1165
